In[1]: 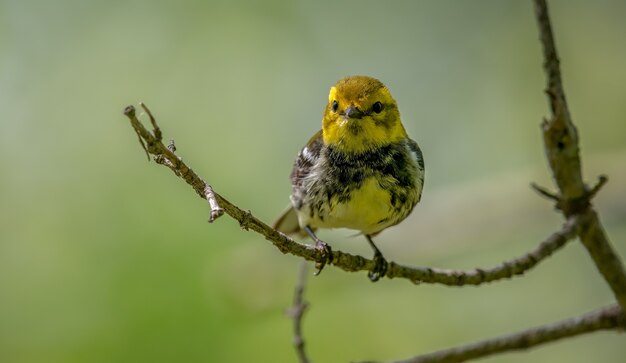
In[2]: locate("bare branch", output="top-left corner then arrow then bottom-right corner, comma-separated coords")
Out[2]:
386,215 -> 582,285
122,104 -> 583,286
286,261 -> 312,363
586,174 -> 608,200
533,0 -> 626,310
358,305 -> 625,363
140,102 -> 161,141
124,106 -> 150,160
530,182 -> 559,202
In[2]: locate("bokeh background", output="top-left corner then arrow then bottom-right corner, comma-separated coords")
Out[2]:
1,0 -> 625,362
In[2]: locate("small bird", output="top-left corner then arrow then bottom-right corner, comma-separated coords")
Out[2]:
273,76 -> 425,281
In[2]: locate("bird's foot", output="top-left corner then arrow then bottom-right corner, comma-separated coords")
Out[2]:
313,239 -> 333,276
367,250 -> 388,282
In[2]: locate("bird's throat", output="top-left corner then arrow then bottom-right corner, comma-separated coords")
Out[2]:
322,118 -> 406,153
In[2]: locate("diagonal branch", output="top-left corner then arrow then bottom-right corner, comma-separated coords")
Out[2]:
364,304 -> 625,363
123,104 -> 582,286
385,215 -> 582,285
533,0 -> 626,310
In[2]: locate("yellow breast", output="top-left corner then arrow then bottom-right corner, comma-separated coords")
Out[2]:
320,177 -> 394,234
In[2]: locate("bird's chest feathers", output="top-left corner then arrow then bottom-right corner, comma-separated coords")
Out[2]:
323,177 -> 393,232
298,143 -> 418,234
305,148 -> 405,233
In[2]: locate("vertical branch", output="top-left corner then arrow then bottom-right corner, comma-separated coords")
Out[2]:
534,0 -> 584,200
533,0 -> 626,310
287,261 -> 312,363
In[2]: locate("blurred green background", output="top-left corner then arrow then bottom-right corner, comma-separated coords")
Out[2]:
1,0 -> 625,362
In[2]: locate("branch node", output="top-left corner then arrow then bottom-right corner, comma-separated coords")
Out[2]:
475,267 -> 486,282
204,184 -> 224,223
167,139 -> 177,153
240,210 -> 253,230
154,154 -> 177,172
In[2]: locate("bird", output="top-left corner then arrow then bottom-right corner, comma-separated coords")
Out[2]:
273,75 -> 425,281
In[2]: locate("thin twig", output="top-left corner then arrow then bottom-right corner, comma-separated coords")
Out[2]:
586,175 -> 608,200
124,106 -> 150,160
534,0 -> 626,310
366,304 -> 625,363
122,104 -> 583,286
286,261 -> 312,363
531,175 -> 608,212
530,182 -> 559,202
140,102 -> 161,141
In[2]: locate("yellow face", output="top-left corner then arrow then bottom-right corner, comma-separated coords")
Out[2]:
322,76 -> 407,153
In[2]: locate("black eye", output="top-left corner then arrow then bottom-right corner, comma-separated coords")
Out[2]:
372,101 -> 383,113
331,100 -> 339,112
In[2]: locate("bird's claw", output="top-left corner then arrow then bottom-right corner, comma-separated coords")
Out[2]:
367,251 -> 388,282
313,239 -> 332,276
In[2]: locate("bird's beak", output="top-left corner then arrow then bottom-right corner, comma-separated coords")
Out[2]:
344,105 -> 364,119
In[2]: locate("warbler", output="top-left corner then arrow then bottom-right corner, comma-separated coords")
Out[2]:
273,75 -> 425,281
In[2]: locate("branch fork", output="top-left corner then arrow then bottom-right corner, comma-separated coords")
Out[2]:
531,174 -> 609,215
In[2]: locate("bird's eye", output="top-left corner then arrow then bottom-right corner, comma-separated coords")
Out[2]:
331,100 -> 339,113
372,101 -> 384,114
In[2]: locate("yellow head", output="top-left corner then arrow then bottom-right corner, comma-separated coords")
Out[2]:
322,76 -> 407,153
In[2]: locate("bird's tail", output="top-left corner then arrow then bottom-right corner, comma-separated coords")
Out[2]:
272,205 -> 304,236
